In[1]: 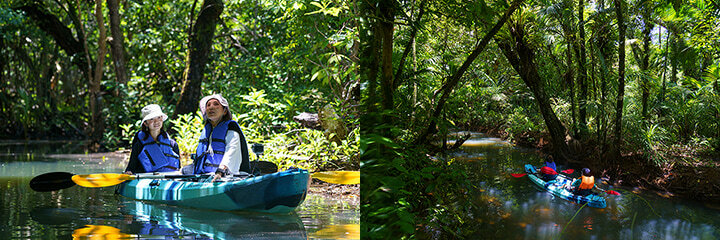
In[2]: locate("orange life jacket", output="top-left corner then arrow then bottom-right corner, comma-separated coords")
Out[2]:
578,176 -> 594,189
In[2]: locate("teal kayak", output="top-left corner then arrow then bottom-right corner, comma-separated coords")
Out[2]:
524,164 -> 607,208
116,168 -> 310,213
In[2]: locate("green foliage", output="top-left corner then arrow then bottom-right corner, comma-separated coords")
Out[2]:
119,124 -> 135,143
261,126 -> 359,171
505,106 -> 542,141
628,122 -> 669,165
0,7 -> 23,36
660,77 -> 716,142
169,113 -> 204,165
361,129 -> 477,238
235,88 -> 288,135
361,132 -> 414,238
306,0 -> 349,17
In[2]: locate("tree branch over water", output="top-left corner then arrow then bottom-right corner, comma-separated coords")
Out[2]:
415,0 -> 524,145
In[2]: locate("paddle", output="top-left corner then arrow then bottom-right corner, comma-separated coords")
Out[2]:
311,171 -> 359,184
30,168 -> 359,191
29,172 -> 76,192
606,190 -> 621,195
70,169 -> 360,187
29,172 -> 200,191
70,170 -> 359,187
511,166 -> 566,178
595,185 -> 621,195
72,173 -> 198,188
72,225 -> 133,239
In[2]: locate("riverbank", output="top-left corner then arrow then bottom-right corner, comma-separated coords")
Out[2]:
309,179 -> 360,205
464,127 -> 720,204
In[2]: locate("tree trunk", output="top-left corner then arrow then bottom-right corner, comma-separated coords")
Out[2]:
597,0 -> 611,149
497,20 -> 573,163
640,19 -> 652,120
38,41 -> 57,124
107,0 -> 128,88
566,38 -> 576,133
556,2 -> 576,135
175,0 -> 224,117
577,0 -> 588,137
612,0 -> 626,160
365,28 -> 381,114
393,0 -> 426,90
359,0 -> 381,121
658,28 -> 668,112
89,0 -> 108,151
415,0 -> 523,144
0,37 -> 4,126
379,1 -> 395,110
670,31 -> 677,101
631,8 -> 653,120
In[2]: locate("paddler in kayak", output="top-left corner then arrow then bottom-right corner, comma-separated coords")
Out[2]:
182,94 -> 250,182
538,156 -> 558,181
124,104 -> 181,174
569,168 -> 595,196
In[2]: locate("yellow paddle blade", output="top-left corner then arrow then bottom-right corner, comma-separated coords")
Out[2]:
72,173 -> 135,188
311,171 -> 359,185
310,224 -> 360,239
72,225 -> 134,240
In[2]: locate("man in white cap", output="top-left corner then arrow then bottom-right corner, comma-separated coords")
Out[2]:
124,104 -> 181,174
191,94 -> 250,181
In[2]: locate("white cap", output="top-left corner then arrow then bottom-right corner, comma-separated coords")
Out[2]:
141,104 -> 168,123
199,94 -> 232,119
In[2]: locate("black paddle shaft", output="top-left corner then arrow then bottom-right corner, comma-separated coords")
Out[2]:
29,172 -> 76,192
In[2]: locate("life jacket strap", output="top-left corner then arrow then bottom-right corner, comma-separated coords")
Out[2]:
198,138 -> 226,144
161,165 -> 179,170
203,162 -> 219,168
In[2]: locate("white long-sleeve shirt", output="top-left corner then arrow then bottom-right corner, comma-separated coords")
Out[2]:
219,130 -> 244,175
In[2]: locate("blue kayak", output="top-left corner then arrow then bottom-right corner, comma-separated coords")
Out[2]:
116,168 -> 310,213
524,164 -> 607,208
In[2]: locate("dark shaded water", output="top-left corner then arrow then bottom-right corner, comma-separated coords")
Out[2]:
444,133 -> 720,239
0,141 -> 358,239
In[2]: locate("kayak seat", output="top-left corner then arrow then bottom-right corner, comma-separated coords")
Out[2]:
248,161 -> 278,175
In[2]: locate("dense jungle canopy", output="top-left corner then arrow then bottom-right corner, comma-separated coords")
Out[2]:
360,0 -> 719,238
1,0 -> 358,170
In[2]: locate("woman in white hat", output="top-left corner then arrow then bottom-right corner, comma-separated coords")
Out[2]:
124,104 -> 181,174
190,94 -> 250,181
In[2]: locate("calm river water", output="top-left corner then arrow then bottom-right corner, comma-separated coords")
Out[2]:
0,141 -> 358,239
443,133 -> 719,239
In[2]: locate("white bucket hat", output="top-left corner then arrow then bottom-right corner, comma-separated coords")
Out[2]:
141,104 -> 168,124
199,94 -> 232,119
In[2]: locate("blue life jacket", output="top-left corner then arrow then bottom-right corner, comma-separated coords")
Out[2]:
545,161 -> 557,171
136,131 -> 180,173
194,120 -> 232,174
